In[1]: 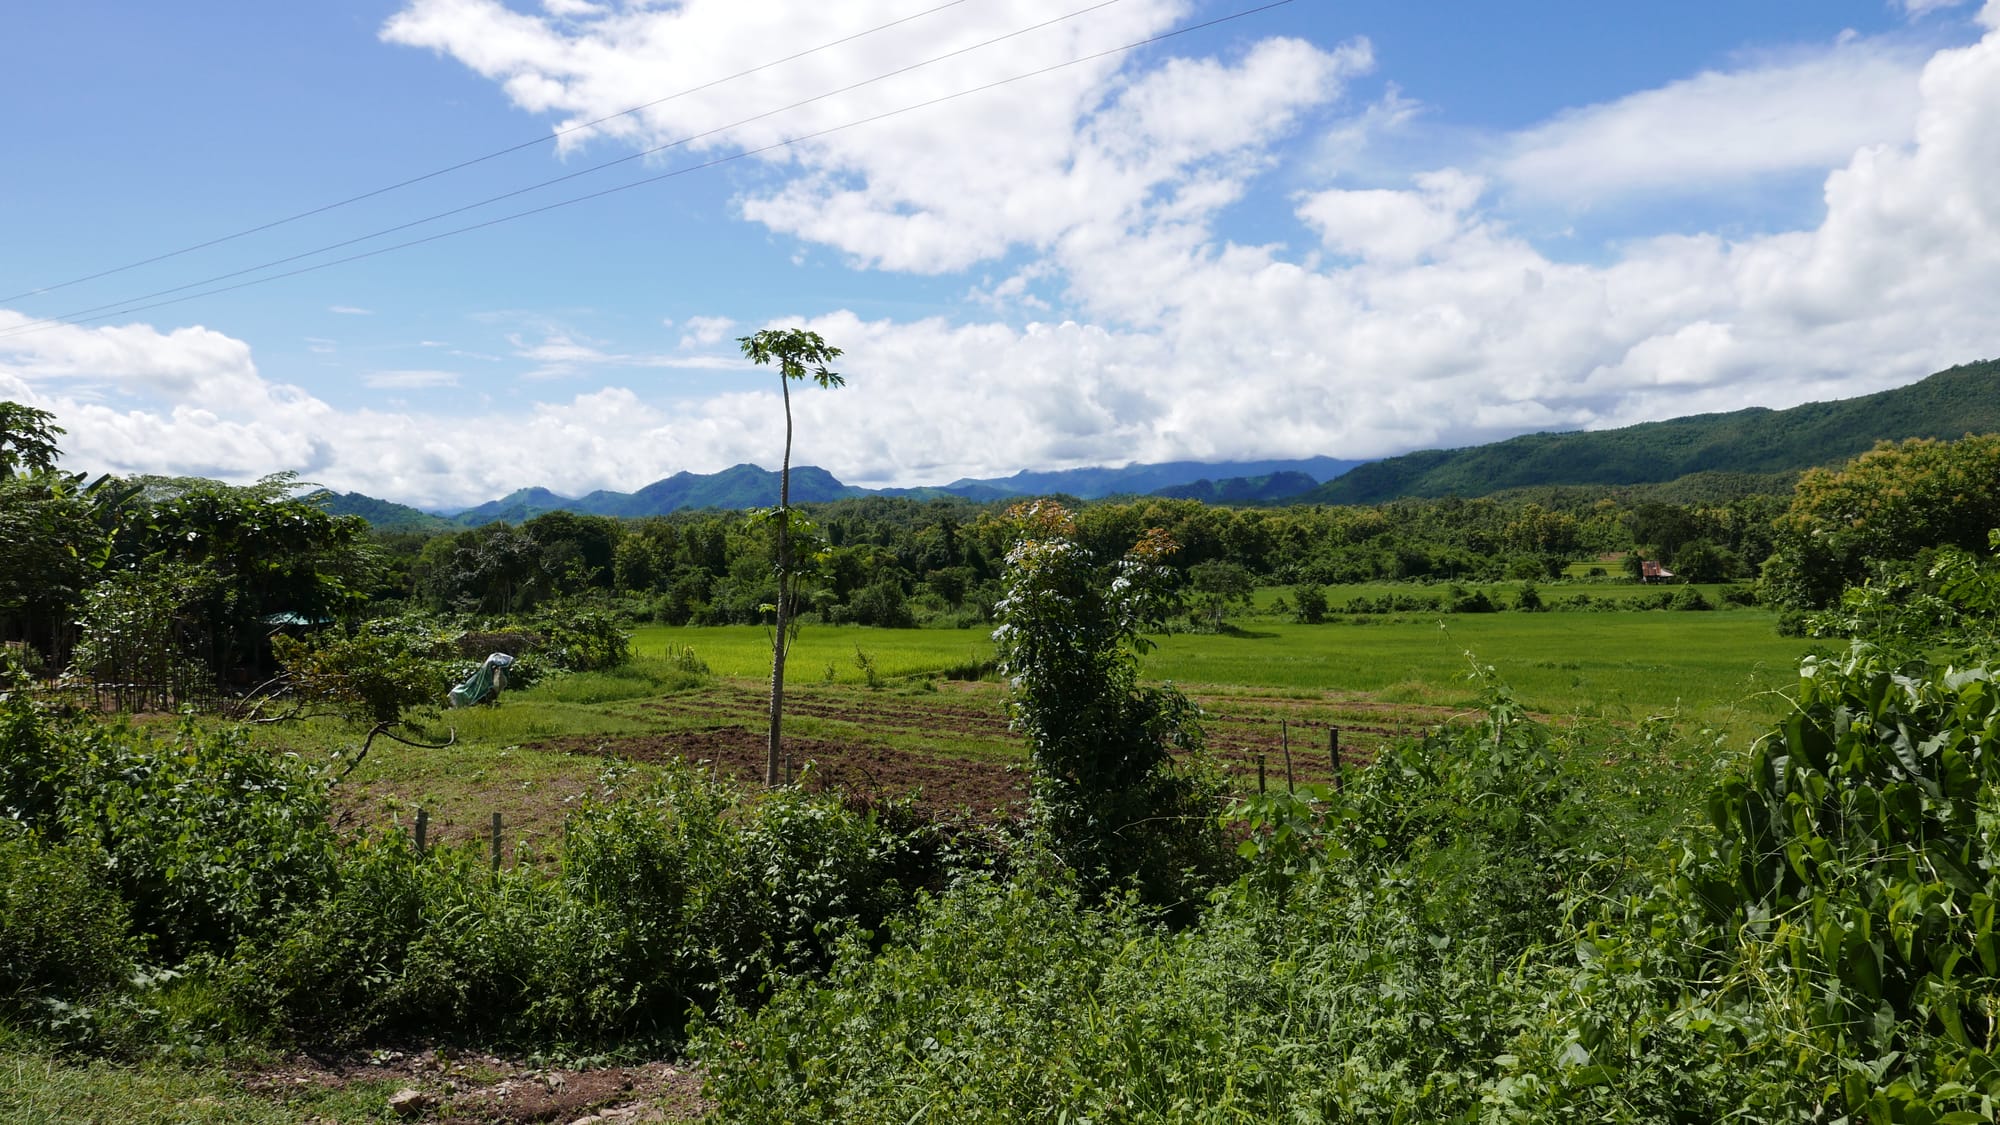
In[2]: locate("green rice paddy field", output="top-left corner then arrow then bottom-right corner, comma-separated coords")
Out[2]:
632,599 -> 1810,735
290,592 -> 1812,858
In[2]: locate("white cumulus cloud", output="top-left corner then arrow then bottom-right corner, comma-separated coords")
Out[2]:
10,11 -> 2000,510
1500,41 -> 1926,204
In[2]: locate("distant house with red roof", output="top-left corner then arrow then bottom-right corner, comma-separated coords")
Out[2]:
1639,560 -> 1676,583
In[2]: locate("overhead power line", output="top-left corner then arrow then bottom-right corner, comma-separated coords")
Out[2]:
0,0 -> 1295,341
8,0 -> 1137,333
0,0 -> 980,304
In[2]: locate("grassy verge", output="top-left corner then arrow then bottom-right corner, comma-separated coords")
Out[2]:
0,1050 -> 398,1125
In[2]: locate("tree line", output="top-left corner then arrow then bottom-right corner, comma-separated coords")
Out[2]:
10,393 -> 2000,686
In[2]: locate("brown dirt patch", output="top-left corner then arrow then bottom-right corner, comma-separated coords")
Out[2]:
238,1049 -> 707,1123
638,680 -> 1017,744
532,728 -> 1029,824
545,682 -> 1452,814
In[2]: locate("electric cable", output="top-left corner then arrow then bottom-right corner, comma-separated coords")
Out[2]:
0,0 -> 982,304
0,0 -> 1295,340
7,0 -> 1137,333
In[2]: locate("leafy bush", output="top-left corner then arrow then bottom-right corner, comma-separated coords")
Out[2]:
1291,583 -> 1329,624
0,641 -> 43,681
225,762 -> 948,1048
524,604 -> 632,672
1667,584 -> 1713,611
1446,584 -> 1499,613
0,829 -> 134,1012
0,697 -> 335,965
1483,648 -> 2000,1120
697,691 -> 1684,1122
271,628 -> 453,725
1341,591 -> 1444,614
1718,583 -> 1759,606
848,577 -> 915,629
0,691 -> 67,831
994,502 -> 1233,914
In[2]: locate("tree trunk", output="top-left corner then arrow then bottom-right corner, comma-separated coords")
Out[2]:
766,376 -> 794,787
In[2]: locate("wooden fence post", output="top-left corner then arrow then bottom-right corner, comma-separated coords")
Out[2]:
490,812 -> 502,872
1257,753 -> 1266,794
1329,727 -> 1343,792
414,808 -> 428,855
1281,720 -> 1294,794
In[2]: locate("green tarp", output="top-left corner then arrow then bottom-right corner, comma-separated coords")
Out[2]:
449,652 -> 514,708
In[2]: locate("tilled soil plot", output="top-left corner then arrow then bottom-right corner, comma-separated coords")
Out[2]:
531,680 -> 1455,819
532,725 -> 1030,823
238,1049 -> 707,1123
640,680 -> 1018,745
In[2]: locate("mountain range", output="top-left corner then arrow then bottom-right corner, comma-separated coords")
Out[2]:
315,358 -> 2000,530
1296,358 -> 2000,505
313,457 -> 1364,530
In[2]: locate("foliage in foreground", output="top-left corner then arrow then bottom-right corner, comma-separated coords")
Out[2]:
0,693 -> 956,1052
696,690 -> 1670,1120
698,643 -> 2000,1121
993,501 -> 1232,916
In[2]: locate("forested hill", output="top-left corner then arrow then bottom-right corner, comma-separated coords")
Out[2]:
305,490 -> 453,533
1296,358 -> 2000,505
942,456 -> 1363,499
1151,471 -> 1321,504
314,458 -> 1359,527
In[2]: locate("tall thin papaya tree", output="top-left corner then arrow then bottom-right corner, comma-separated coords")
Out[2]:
739,328 -> 844,787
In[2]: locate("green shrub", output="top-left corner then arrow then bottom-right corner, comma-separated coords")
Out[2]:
1718,583 -> 1759,607
0,829 -> 134,1012
226,763 -> 947,1048
994,502 -> 1233,915
78,721 -> 335,964
271,628 -> 453,725
1342,591 -> 1444,614
697,683 -> 1700,1123
0,694 -> 67,832
0,698 -> 337,965
527,604 -> 632,672
1446,584 -> 1499,613
1667,584 -> 1713,611
0,641 -> 43,681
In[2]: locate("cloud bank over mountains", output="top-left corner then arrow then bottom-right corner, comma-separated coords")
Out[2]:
4,0 -> 1999,509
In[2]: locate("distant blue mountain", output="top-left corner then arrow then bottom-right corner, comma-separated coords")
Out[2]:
571,464 -> 862,518
323,456 -> 1367,528
1149,471 -> 1322,504
448,486 -> 577,526
936,456 -> 1364,500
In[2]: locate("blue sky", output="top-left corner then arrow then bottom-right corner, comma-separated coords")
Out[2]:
3,0 -> 1997,508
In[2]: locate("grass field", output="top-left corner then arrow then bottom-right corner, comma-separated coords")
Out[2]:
631,622 -> 994,682
1249,578 -> 1744,610
633,603 -> 1809,733
241,594 -> 1815,866
1146,613 -> 1807,733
